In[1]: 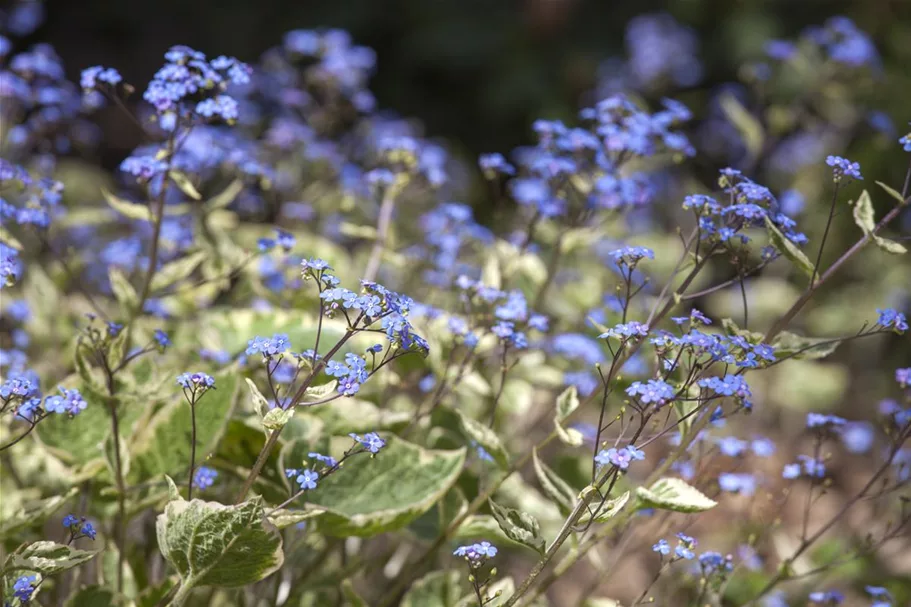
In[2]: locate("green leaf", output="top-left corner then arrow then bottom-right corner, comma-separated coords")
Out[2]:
36,378 -> 145,467
720,93 -> 763,160
456,410 -> 509,469
771,331 -> 840,360
555,385 -> 579,422
302,379 -> 338,402
341,580 -> 368,607
149,251 -> 207,292
102,430 -> 131,480
401,570 -> 464,607
532,448 -> 575,514
590,490 -> 630,523
852,190 -> 876,233
636,478 -> 717,513
168,170 -> 202,200
3,541 -> 97,576
266,507 -> 326,530
155,496 -> 283,589
488,499 -> 545,555
875,180 -> 906,204
262,407 -> 295,431
108,267 -> 139,312
764,216 -> 814,278
872,236 -> 907,254
245,378 -> 271,419
129,369 -> 240,482
103,189 -> 153,222
0,488 -> 78,540
64,586 -> 116,607
204,179 -> 244,212
720,318 -> 765,343
553,384 -> 584,446
307,436 -> 465,537
0,225 -> 23,250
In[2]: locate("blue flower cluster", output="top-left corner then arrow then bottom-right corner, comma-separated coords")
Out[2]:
595,445 -> 645,471
192,467 -> 218,490
326,352 -> 370,396
63,514 -> 97,540
453,541 -> 498,567
349,432 -> 386,454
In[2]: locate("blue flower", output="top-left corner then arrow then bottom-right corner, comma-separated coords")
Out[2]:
177,372 -> 216,392
865,586 -> 893,607
63,514 -> 80,528
309,452 -> 338,468
896,367 -> 910,388
80,65 -> 122,89
806,413 -> 846,429
716,436 -> 748,457
350,431 -> 386,453
296,469 -> 319,490
599,321 -> 649,340
608,246 -> 655,267
876,308 -> 908,334
479,153 -> 515,176
246,334 -> 291,358
193,467 -> 218,490
626,379 -> 676,406
44,387 -> 87,416
718,472 -> 756,496
453,541 -> 498,566
13,575 -> 37,603
595,446 -> 644,471
154,329 -> 171,349
808,590 -> 844,604
652,539 -> 670,555
825,155 -> 862,182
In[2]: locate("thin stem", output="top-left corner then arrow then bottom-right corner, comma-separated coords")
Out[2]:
0,419 -> 40,452
135,134 -> 177,317
533,231 -> 566,308
810,183 -> 840,287
363,188 -> 397,283
234,332 -> 355,503
765,195 -> 909,342
487,344 -> 510,426
187,401 -> 198,500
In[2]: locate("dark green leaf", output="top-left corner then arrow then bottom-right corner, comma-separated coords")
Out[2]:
401,570 -> 464,607
771,331 -> 840,360
875,180 -> 906,204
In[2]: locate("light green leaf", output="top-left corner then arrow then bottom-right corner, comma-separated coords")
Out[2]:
591,490 -> 630,523
205,179 -> 244,212
245,378 -> 270,419
720,93 -> 763,160
532,448 -> 576,514
636,478 -> 717,513
266,507 -> 326,530
108,267 -> 139,312
456,410 -> 509,469
155,496 -> 283,589
875,180 -> 906,204
168,170 -> 202,200
873,235 -> 907,255
102,189 -> 153,222
129,370 -> 240,482
262,407 -> 295,431
401,570 -> 464,607
481,254 -> 502,289
720,318 -> 765,343
583,599 -> 624,607
302,380 -> 338,402
341,580 -> 368,607
0,225 -> 23,250
102,430 -> 131,480
555,385 -> 579,422
488,499 -> 545,555
150,251 -> 207,292
3,541 -> 97,576
771,331 -> 840,360
554,385 -> 584,446
36,378 -> 145,467
307,436 -> 465,537
0,488 -> 78,540
764,216 -> 814,278
852,190 -> 876,234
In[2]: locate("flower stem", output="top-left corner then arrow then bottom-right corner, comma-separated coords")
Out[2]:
187,402 -> 197,500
